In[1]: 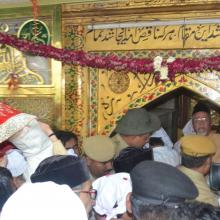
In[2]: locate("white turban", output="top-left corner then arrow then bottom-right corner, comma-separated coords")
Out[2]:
6,149 -> 27,177
92,173 -> 132,220
0,181 -> 88,220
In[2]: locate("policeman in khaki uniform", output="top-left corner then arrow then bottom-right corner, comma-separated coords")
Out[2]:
179,135 -> 219,207
83,135 -> 116,181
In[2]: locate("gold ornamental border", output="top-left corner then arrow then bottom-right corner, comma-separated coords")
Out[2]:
63,0 -> 220,12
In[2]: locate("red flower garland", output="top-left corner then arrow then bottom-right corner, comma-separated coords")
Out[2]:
1,32 -> 220,81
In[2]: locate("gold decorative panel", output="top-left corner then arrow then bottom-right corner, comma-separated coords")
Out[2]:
0,97 -> 55,125
0,15 -> 54,85
63,0 -> 220,12
62,1 -> 220,136
0,47 -> 49,85
0,5 -> 63,128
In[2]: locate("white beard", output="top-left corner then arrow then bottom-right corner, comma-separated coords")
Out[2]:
196,129 -> 208,136
9,119 -> 53,180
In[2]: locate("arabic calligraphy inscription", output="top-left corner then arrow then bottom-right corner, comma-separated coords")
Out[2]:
86,23 -> 220,50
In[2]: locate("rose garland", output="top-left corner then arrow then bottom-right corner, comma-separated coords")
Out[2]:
1,32 -> 220,81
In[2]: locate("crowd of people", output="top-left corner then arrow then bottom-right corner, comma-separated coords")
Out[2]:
0,100 -> 220,219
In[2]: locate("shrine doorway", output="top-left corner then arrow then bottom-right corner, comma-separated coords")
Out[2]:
145,88 -> 220,143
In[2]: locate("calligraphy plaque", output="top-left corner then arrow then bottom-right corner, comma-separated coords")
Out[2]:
85,23 -> 220,51
17,19 -> 50,45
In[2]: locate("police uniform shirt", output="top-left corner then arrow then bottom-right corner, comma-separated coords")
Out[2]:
179,166 -> 219,207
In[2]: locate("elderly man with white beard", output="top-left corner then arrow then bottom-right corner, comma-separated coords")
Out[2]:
174,101 -> 220,163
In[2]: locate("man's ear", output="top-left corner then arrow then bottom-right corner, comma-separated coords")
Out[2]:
202,156 -> 212,175
84,156 -> 91,166
207,156 -> 212,163
12,177 -> 19,190
205,156 -> 212,167
126,192 -> 132,214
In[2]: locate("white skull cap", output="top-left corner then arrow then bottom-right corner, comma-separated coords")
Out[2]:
92,173 -> 132,220
0,181 -> 88,220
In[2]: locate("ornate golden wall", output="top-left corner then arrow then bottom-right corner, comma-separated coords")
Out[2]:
0,5 -> 63,127
63,0 -> 220,137
2,1 -> 220,137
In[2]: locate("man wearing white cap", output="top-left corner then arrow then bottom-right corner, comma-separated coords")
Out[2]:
31,155 -> 93,216
0,181 -> 88,220
92,173 -> 132,220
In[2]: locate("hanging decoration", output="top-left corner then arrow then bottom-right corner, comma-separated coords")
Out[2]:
31,0 -> 39,35
1,32 -> 220,82
17,0 -> 50,45
8,73 -> 19,90
153,56 -> 176,81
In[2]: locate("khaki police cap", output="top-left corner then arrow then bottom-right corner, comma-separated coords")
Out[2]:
83,136 -> 116,162
180,135 -> 216,157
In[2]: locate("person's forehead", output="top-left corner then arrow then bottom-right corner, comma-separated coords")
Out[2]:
138,133 -> 151,138
90,159 -> 105,165
66,138 -> 77,144
193,111 -> 210,119
95,159 -> 112,164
